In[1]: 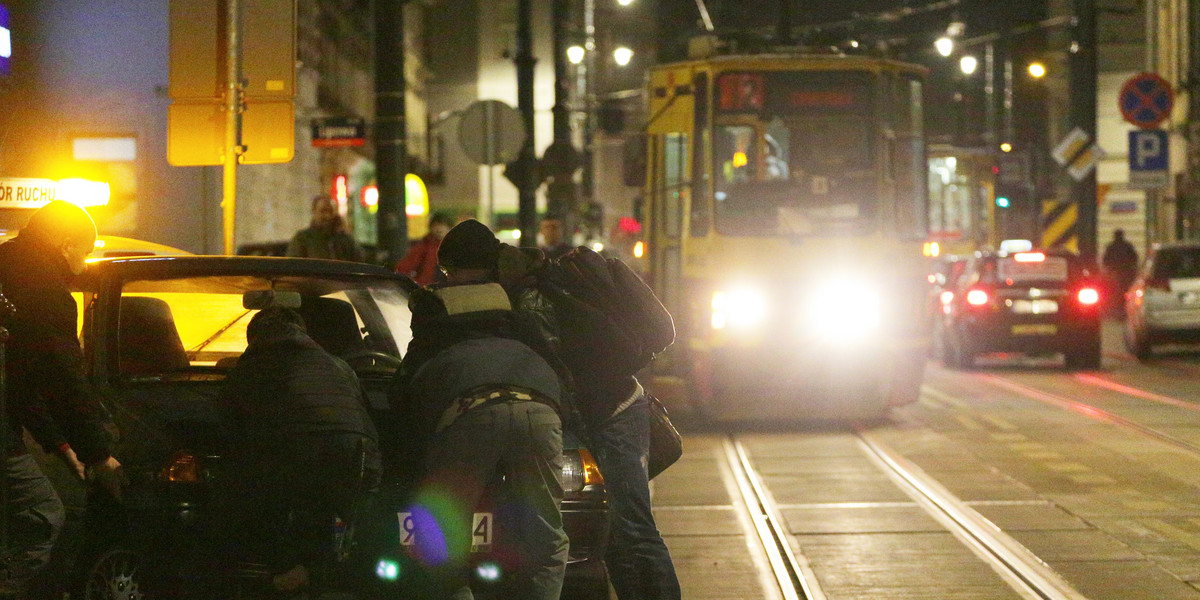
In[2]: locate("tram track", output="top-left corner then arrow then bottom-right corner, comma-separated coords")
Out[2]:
981,374 -> 1200,457
725,429 -> 1091,600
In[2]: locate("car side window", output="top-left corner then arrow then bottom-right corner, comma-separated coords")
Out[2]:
117,290 -> 250,377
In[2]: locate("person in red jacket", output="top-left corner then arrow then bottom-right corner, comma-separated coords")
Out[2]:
395,212 -> 452,285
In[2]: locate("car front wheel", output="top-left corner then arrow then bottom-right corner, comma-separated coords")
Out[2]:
84,548 -> 147,600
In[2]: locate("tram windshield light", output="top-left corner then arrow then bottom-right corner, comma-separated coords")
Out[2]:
711,288 -> 768,330
966,289 -> 989,306
1013,252 -> 1045,263
1077,287 -> 1100,305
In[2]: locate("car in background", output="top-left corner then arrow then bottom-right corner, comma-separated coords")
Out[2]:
1124,242 -> 1200,359
44,256 -> 608,600
927,255 -> 968,356
939,248 -> 1104,369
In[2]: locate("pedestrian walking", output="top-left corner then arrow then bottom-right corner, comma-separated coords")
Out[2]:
1102,229 -> 1140,310
390,219 -> 568,600
287,196 -> 364,262
0,201 -> 123,599
395,212 -> 453,285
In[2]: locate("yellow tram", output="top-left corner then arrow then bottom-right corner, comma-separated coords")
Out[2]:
639,51 -> 931,420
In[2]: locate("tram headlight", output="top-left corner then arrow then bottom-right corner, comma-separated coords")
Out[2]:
806,279 -> 882,341
711,288 -> 769,330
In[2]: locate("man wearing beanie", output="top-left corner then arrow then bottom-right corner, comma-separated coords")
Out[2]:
389,220 -> 568,600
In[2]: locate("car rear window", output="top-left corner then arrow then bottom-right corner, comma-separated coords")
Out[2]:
996,255 -> 1069,283
1152,248 -> 1200,279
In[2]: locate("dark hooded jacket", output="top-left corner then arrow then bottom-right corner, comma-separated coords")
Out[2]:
389,282 -> 562,458
220,315 -> 380,473
0,232 -> 113,464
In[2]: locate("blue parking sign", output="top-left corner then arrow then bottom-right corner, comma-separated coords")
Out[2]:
1128,130 -> 1169,189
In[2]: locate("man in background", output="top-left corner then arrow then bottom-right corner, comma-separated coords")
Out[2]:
287,196 -> 364,262
539,217 -> 573,260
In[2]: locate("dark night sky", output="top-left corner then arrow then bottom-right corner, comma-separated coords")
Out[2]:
655,0 -> 1049,61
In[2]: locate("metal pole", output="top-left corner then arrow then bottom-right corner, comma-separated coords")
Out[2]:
777,0 -> 793,45
221,0 -> 243,256
375,0 -> 410,265
515,0 -> 538,247
1070,0 -> 1098,261
1003,53 -> 1014,145
984,42 -> 996,148
547,0 -> 578,227
1186,0 -> 1200,241
485,102 -> 495,228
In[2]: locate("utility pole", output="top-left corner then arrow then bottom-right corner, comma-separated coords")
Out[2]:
1187,0 -> 1200,240
375,0 -> 409,265
546,0 -> 578,227
514,0 -> 539,247
1069,0 -> 1098,261
222,0 -> 244,255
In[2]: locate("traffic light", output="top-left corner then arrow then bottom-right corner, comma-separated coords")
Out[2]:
996,195 -> 1011,208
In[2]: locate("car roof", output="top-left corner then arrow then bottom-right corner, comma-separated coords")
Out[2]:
1151,241 -> 1200,252
80,255 -> 414,290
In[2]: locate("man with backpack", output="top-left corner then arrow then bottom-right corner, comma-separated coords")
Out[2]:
496,228 -> 682,600
390,219 -> 569,600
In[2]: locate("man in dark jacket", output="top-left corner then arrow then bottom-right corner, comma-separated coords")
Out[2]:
216,307 -> 381,593
0,201 -> 123,597
287,196 -> 364,262
1102,228 -> 1140,305
496,231 -> 682,600
391,219 -> 568,600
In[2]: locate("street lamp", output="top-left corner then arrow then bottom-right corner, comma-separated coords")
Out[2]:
567,45 -> 585,65
616,0 -> 633,5
959,55 -> 978,75
613,46 -> 633,66
1027,62 -> 1046,78
935,36 -> 954,57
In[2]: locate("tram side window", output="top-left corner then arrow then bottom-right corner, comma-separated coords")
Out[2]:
893,76 -> 927,239
691,73 -> 711,237
662,132 -> 688,238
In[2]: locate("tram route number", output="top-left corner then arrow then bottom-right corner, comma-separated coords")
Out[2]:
397,511 -> 493,550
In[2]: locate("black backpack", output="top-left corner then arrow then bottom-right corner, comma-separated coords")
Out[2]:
538,247 -> 674,379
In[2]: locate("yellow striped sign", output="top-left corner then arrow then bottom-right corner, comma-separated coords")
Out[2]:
1041,200 -> 1078,253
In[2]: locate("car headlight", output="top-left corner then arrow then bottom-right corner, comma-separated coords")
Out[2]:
806,279 -> 882,340
711,288 -> 769,330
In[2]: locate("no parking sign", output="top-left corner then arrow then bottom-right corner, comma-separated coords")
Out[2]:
1119,73 -> 1174,129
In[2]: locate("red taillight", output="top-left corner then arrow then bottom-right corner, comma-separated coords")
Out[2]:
1077,287 -> 1100,305
1013,252 -> 1046,263
966,289 -> 989,306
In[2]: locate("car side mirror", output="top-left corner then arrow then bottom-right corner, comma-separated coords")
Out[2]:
243,290 -> 302,310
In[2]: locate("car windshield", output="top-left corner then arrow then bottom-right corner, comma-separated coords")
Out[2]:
712,71 -> 875,237
114,274 -> 411,377
1151,248 -> 1200,279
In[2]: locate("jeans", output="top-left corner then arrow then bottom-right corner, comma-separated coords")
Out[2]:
0,454 -> 65,597
415,400 -> 568,600
591,394 -> 681,600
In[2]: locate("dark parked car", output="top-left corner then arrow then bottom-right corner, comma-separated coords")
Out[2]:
939,249 -> 1104,369
40,255 -> 608,599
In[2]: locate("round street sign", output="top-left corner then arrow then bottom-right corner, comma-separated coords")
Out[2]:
1119,72 -> 1174,129
457,100 -> 526,166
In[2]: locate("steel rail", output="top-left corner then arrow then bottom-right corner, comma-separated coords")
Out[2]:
722,438 -> 826,600
983,375 -> 1200,456
855,428 -> 1090,600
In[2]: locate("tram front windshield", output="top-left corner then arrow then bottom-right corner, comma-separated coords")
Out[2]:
712,71 -> 875,237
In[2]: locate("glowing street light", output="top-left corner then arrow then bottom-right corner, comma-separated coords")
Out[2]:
1027,62 -> 1046,78
613,46 -> 633,66
566,45 -> 585,65
616,0 -> 634,5
959,55 -> 978,75
935,36 -> 954,57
